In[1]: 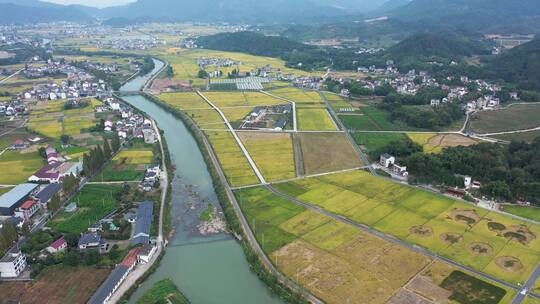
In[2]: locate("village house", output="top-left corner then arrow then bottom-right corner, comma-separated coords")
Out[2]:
0,184 -> 40,216
78,233 -> 108,252
0,247 -> 27,278
14,199 -> 41,222
46,236 -> 67,254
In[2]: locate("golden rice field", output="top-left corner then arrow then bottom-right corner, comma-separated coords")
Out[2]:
0,151 -> 43,184
113,150 -> 154,165
157,92 -> 211,110
202,91 -> 285,108
205,130 -> 259,186
297,108 -> 337,131
239,132 -> 296,181
274,170 -> 540,284
268,87 -> 326,107
407,132 -> 477,153
236,187 -> 431,304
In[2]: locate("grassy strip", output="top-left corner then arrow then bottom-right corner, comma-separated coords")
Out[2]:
142,92 -> 309,304
136,278 -> 189,304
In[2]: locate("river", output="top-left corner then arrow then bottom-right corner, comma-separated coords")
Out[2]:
120,59 -> 283,304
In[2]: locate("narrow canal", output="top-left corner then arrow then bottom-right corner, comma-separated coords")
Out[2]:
120,60 -> 283,304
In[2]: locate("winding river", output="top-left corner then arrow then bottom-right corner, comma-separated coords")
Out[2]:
120,60 -> 283,304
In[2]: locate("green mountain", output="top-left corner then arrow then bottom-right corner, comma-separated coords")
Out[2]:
485,40 -> 540,90
384,32 -> 489,62
388,0 -> 540,33
0,1 -> 91,24
196,32 -> 315,58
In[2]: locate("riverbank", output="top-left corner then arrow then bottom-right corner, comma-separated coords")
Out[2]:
139,92 -> 313,304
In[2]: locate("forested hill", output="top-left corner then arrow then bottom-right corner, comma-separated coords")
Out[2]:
387,0 -> 540,34
484,40 -> 540,90
0,0 -> 91,24
384,32 -> 489,63
196,32 -> 316,58
406,139 -> 540,204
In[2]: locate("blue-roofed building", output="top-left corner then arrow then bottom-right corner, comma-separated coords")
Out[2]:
131,202 -> 154,246
0,184 -> 39,216
35,183 -> 62,206
88,265 -> 129,304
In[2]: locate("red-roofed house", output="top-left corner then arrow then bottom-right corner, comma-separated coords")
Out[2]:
121,248 -> 141,269
46,237 -> 67,254
14,199 -> 40,221
28,162 -> 62,183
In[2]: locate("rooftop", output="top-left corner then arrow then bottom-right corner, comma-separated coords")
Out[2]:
131,201 -> 154,246
0,184 -> 39,209
36,183 -> 62,203
88,266 -> 129,304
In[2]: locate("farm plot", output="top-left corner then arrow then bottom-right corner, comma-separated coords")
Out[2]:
157,92 -> 211,110
0,266 -> 110,304
322,92 -> 354,112
407,133 -> 477,153
297,132 -> 362,175
297,108 -> 337,131
471,103 -> 540,134
268,87 -> 325,107
339,106 -> 400,131
96,140 -> 155,182
203,91 -> 284,108
0,151 -> 44,184
48,184 -> 121,234
236,187 -> 432,304
352,132 -> 408,158
238,132 -> 296,181
276,170 -> 540,284
492,130 -> 540,143
205,130 -> 259,186
396,261 -> 516,304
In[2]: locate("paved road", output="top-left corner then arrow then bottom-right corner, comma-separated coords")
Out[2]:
513,264 -> 540,303
266,185 -> 525,294
0,68 -> 24,85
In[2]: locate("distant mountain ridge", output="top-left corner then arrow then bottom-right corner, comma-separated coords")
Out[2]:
387,0 -> 540,33
0,1 -> 91,24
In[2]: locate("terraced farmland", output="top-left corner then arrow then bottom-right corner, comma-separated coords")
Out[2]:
274,170 -> 540,285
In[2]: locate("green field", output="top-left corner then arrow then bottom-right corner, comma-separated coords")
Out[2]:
239,132 -> 296,181
95,140 -> 156,182
0,151 -> 44,184
492,130 -> 540,143
471,104 -> 540,134
48,185 -> 121,234
137,279 -> 189,304
297,108 -> 337,131
339,106 -> 400,131
502,205 -> 540,222
274,170 -> 540,284
352,132 -> 408,156
205,130 -> 259,186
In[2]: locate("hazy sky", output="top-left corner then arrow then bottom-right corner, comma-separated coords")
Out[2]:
41,0 -> 136,8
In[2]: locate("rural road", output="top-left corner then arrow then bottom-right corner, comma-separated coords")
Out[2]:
512,264 -> 540,304
266,185 -> 527,295
197,90 -> 267,184
0,68 -> 24,85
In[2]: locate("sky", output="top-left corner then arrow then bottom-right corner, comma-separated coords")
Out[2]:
41,0 -> 136,8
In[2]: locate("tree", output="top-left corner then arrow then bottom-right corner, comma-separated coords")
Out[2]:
103,138 -> 112,158
165,66 -> 174,78
60,134 -> 71,145
48,194 -> 62,213
0,223 -> 18,254
64,251 -> 79,267
38,147 -> 47,159
197,69 -> 209,79
84,249 -> 100,266
111,133 -> 120,153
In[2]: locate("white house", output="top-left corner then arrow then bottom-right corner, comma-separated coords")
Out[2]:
0,247 -> 27,278
380,154 -> 395,168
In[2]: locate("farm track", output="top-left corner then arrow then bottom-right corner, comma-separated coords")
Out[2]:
292,133 -> 305,177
